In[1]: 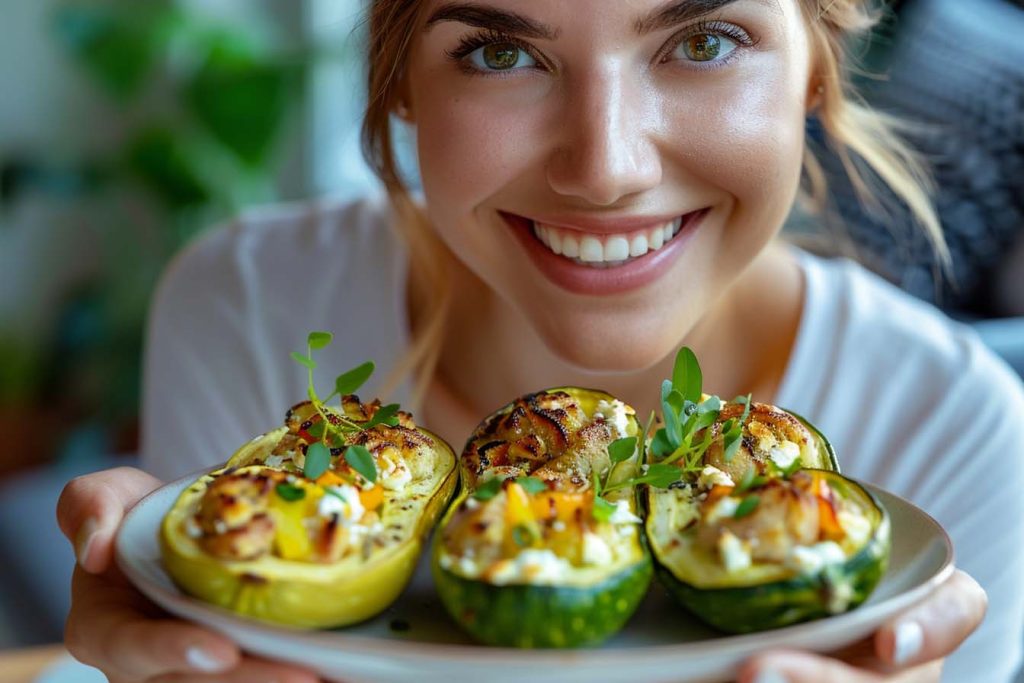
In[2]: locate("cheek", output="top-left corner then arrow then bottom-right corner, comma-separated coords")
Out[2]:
412,66 -> 547,225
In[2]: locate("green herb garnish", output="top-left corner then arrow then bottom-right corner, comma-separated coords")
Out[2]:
516,476 -> 548,495
345,445 -> 377,484
733,495 -> 760,519
290,331 -> 387,484
275,482 -> 306,502
511,524 -> 537,547
472,477 -> 503,501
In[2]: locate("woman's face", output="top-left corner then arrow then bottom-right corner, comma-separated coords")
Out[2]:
406,0 -> 813,371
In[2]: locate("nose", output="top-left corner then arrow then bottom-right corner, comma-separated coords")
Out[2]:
545,65 -> 662,206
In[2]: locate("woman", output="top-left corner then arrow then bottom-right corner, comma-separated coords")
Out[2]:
57,0 -> 1017,681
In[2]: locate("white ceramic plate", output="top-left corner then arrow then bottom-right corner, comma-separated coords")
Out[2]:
116,472 -> 953,683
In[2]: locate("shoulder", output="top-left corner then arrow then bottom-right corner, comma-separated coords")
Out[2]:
797,250 -> 1021,405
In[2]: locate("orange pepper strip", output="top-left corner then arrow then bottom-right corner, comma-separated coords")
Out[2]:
316,470 -> 346,488
360,484 -> 385,512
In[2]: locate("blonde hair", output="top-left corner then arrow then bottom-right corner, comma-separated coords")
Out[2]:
361,0 -> 949,406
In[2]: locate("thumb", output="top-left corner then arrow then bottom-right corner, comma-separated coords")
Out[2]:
57,466 -> 164,574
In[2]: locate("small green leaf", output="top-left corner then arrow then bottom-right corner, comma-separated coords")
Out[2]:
665,389 -> 685,414
274,482 -> 306,502
733,495 -> 760,519
364,403 -> 401,429
511,524 -> 537,547
344,445 -> 377,484
307,331 -> 333,349
781,457 -> 803,479
650,429 -> 674,458
516,476 -> 548,495
664,406 -> 683,449
473,477 -> 503,501
643,463 -> 682,488
592,495 -> 617,523
691,409 -> 719,433
724,432 -> 744,463
661,379 -> 674,404
608,437 -> 638,464
672,347 -> 703,403
290,351 -> 316,371
334,361 -> 375,397
698,395 -> 722,414
306,420 -> 326,439
304,442 -> 331,480
734,467 -> 767,493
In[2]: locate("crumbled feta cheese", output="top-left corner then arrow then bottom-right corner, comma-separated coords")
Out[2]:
837,509 -> 872,547
551,520 -> 566,532
698,465 -> 734,490
488,549 -> 572,585
705,496 -> 740,524
769,441 -> 801,469
718,531 -> 752,573
263,454 -> 287,469
320,485 -> 365,523
465,497 -> 480,510
185,516 -> 203,539
582,532 -> 613,565
785,541 -> 846,575
594,399 -> 631,439
379,455 -> 412,491
607,499 -> 642,525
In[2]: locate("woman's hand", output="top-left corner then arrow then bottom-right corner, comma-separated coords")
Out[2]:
737,569 -> 986,682
57,466 -> 321,683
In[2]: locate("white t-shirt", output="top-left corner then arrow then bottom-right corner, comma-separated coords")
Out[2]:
141,195 -> 1024,682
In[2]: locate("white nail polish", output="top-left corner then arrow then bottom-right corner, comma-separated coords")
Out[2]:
894,620 -> 924,665
753,669 -> 789,683
186,646 -> 230,673
75,518 -> 98,568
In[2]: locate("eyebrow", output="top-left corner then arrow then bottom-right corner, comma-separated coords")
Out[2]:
425,1 -> 777,40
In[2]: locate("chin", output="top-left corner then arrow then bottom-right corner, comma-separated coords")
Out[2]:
530,308 -> 692,375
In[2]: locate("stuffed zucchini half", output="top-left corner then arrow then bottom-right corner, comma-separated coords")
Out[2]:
432,388 -> 653,648
161,396 -> 458,628
645,396 -> 891,633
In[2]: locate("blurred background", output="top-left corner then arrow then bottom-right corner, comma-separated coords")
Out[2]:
0,0 -> 1022,678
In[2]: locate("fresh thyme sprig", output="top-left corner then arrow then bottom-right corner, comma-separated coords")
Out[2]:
289,331 -> 400,484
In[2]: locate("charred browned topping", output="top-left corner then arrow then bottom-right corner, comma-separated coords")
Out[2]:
463,391 -> 617,492
198,470 -> 281,534
199,512 -> 275,561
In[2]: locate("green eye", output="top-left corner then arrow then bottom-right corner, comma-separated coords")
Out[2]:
468,43 -> 538,71
676,32 -> 738,63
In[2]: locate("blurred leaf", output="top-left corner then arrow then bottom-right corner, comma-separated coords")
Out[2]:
186,40 -> 296,167
51,3 -> 167,98
126,127 -> 210,208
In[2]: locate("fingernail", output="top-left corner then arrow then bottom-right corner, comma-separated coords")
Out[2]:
753,669 -> 789,683
74,518 -> 99,568
893,620 -> 924,665
186,646 -> 232,673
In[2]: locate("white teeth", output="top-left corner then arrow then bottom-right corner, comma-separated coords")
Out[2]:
531,215 -> 691,265
649,227 -> 664,250
579,236 -> 604,262
561,233 -> 580,258
629,234 -> 649,257
604,236 -> 630,262
548,229 -> 563,255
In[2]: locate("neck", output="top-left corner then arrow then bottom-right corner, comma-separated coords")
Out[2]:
416,241 -> 804,447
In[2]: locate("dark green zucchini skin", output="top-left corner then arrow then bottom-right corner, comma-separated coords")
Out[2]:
432,545 -> 653,647
433,386 -> 652,648
650,474 -> 891,634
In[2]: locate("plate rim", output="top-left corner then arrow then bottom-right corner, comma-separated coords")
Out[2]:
115,469 -> 955,665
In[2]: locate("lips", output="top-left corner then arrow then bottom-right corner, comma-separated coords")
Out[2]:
501,209 -> 710,296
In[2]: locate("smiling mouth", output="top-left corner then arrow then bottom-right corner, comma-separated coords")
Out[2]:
525,211 -> 704,268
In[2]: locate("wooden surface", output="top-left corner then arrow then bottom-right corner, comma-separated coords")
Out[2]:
0,644 -> 72,683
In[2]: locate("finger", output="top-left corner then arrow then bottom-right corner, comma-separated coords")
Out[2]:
737,650 -> 944,683
875,569 -> 987,668
738,649 -> 880,683
66,566 -> 240,679
57,466 -> 163,573
148,655 -> 323,683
